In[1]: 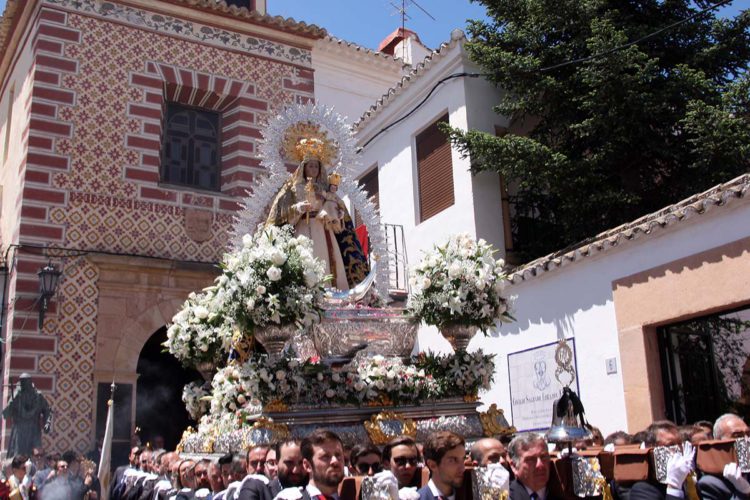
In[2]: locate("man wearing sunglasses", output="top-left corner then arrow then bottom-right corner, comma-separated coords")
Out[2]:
350,444 -> 382,477
382,436 -> 421,489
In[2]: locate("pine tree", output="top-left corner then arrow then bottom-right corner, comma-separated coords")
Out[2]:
448,0 -> 750,261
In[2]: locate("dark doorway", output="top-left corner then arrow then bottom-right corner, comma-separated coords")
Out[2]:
136,327 -> 200,450
658,306 -> 750,425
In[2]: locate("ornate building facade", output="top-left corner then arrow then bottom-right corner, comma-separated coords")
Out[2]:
0,0 -> 394,455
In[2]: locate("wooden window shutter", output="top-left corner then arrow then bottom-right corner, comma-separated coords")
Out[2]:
356,167 -> 379,227
417,113 -> 454,221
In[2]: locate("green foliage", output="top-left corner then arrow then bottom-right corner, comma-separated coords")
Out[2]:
451,0 -> 750,260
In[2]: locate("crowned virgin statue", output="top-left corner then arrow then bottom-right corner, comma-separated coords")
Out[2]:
265,137 -> 369,291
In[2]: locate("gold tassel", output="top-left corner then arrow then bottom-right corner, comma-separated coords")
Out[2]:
685,472 -> 700,500
596,477 -> 613,500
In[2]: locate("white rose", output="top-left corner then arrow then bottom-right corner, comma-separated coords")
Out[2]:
448,262 -> 462,279
421,277 -> 431,289
256,285 -> 266,295
242,234 -> 253,247
266,266 -> 282,281
193,306 -> 209,320
325,389 -> 336,398
271,250 -> 287,266
304,270 -> 318,288
246,298 -> 255,311
237,394 -> 247,404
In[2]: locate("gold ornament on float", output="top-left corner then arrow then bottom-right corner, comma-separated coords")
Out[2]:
364,411 -> 417,445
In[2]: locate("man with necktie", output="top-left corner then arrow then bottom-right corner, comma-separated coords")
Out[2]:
507,434 -> 558,500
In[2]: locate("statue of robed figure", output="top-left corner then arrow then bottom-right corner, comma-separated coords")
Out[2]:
3,373 -> 52,456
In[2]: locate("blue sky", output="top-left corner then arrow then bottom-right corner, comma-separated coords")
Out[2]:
0,1 -> 745,51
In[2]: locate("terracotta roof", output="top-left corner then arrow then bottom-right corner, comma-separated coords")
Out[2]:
353,29 -> 466,131
377,26 -> 423,54
168,0 -> 327,39
318,35 -> 406,66
509,173 -> 750,283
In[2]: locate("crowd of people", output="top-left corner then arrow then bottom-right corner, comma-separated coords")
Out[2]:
3,412 -> 748,500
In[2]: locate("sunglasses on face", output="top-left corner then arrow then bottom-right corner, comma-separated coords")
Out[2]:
393,457 -> 419,467
356,462 -> 382,474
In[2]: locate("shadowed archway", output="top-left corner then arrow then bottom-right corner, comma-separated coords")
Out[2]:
136,327 -> 200,450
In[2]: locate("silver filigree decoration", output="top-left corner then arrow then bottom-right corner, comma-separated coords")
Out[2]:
231,103 -> 390,299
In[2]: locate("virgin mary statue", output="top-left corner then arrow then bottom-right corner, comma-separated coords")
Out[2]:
265,138 -> 369,290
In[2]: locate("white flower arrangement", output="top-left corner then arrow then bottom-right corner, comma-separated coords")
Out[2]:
215,224 -> 328,332
182,381 -> 211,421
206,351 -> 494,411
407,234 -> 514,332
165,289 -> 235,367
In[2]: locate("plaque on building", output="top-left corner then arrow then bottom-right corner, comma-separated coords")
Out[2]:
184,208 -> 213,242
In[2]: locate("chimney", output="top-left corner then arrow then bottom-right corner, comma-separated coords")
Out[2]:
377,28 -> 430,65
223,0 -> 267,14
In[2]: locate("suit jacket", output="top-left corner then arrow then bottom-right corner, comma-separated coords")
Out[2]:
267,479 -> 282,499
698,474 -> 750,500
508,479 -> 562,500
236,478 -> 272,500
415,485 -> 438,500
628,481 -> 684,500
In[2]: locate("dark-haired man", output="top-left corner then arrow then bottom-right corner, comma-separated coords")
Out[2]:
417,431 -> 466,500
269,440 -> 307,497
382,436 -> 421,489
629,421 -> 695,500
301,429 -> 345,499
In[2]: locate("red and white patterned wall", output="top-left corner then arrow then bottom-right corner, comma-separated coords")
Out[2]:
6,1 -> 315,452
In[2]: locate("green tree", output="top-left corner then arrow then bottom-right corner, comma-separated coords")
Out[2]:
448,0 -> 750,261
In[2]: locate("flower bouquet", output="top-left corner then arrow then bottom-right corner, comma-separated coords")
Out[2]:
214,224 -> 329,357
407,234 -> 513,350
165,289 -> 234,370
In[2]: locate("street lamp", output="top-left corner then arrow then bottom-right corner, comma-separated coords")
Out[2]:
37,262 -> 61,330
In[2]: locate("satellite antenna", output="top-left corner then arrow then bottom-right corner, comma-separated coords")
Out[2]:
388,0 -> 436,60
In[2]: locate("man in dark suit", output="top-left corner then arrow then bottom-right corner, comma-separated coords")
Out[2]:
110,446 -> 141,500
507,433 -> 556,500
267,440 -> 307,498
628,421 -> 695,500
416,431 -> 466,500
697,413 -> 750,500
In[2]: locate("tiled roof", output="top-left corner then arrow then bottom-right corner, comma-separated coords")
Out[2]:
353,29 -> 466,131
509,174 -> 750,283
169,0 -> 327,38
317,35 -> 407,66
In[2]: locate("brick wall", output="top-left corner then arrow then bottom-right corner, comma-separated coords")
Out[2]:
4,2 -> 315,452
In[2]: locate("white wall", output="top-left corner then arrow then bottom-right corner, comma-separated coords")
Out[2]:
312,41 -> 404,124
473,199 -> 750,436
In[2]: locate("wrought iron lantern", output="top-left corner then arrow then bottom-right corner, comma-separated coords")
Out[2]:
37,262 -> 61,330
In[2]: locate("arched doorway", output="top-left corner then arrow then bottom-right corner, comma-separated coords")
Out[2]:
136,327 -> 200,450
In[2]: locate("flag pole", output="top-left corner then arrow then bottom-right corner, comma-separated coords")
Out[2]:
98,381 -> 115,500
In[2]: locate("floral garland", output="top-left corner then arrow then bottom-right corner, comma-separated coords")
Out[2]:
407,234 -> 514,332
206,351 -> 495,415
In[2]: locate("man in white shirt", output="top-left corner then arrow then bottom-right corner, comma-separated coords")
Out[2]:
416,431 -> 466,500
